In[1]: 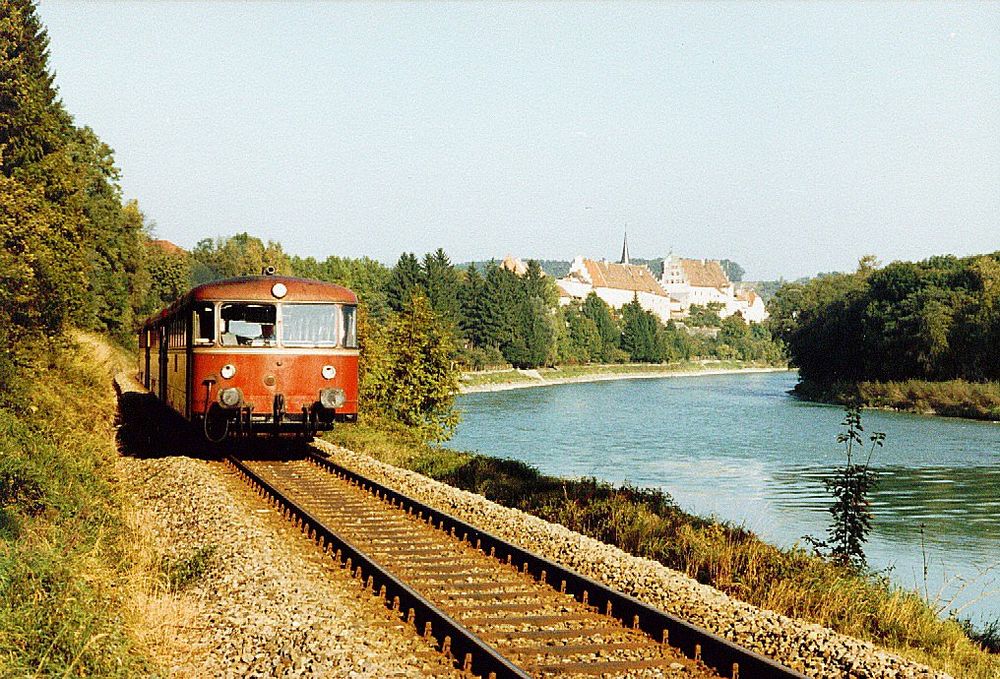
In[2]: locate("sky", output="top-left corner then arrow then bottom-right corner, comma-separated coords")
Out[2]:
37,1 -> 999,280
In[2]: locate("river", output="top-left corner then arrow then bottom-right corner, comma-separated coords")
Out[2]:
446,371 -> 999,626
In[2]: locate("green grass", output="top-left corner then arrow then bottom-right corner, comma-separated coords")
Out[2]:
0,333 -> 155,677
326,420 -> 1000,679
796,378 -> 1000,421
460,359 -> 787,389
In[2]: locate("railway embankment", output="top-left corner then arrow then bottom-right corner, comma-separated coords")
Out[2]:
325,425 -> 999,678
0,333 -> 154,677
114,373 -> 464,678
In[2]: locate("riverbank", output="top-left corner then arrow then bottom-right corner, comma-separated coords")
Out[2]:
324,420 -> 999,678
794,378 -> 1000,422
460,360 -> 791,393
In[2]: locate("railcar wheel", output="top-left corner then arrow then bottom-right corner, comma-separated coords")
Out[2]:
203,404 -> 230,443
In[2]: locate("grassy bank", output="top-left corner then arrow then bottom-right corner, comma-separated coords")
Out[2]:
326,421 -> 999,678
460,359 -> 788,390
795,378 -> 1000,421
0,333 -> 158,677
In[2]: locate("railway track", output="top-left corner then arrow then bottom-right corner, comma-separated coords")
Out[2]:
227,451 -> 807,679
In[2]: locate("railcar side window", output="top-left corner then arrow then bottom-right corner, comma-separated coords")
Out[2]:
281,304 -> 337,346
219,303 -> 277,346
342,305 -> 358,348
193,303 -> 215,345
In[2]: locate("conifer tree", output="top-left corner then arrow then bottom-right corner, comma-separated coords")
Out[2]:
1,0 -> 91,339
459,263 -> 485,343
621,296 -> 661,362
582,292 -> 620,362
422,248 -> 461,329
386,252 -> 423,312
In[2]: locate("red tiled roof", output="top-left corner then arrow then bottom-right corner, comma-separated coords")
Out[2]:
679,259 -> 729,290
583,260 -> 666,296
149,239 -> 186,255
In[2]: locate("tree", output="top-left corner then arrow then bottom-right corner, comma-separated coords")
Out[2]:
363,293 -> 459,442
422,248 -> 461,329
0,1 -> 98,341
560,305 -> 602,364
811,407 -> 884,570
508,294 -> 554,369
581,293 -> 620,362
386,252 -> 423,312
620,296 -> 661,363
719,259 -> 745,283
290,254 -> 391,322
190,232 -> 291,281
142,236 -> 191,314
687,303 -> 723,328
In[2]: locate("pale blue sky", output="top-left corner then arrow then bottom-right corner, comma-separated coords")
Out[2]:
38,1 -> 998,279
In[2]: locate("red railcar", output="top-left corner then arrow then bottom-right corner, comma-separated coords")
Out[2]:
138,273 -> 359,440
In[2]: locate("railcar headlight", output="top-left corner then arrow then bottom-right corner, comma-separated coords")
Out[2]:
321,365 -> 336,380
221,363 -> 237,379
271,282 -> 287,298
319,388 -> 346,410
219,387 -> 243,408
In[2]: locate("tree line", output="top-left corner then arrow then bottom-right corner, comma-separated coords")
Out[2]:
768,253 -> 1000,386
1,1 -> 153,405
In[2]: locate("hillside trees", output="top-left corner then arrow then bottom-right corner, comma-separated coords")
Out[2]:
1,0 -> 148,347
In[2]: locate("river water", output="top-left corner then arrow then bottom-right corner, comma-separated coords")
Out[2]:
446,371 -> 999,625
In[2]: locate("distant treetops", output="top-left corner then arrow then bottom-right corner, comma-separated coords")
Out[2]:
768,253 -> 1000,386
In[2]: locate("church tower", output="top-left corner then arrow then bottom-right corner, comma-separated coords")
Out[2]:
619,227 -> 630,265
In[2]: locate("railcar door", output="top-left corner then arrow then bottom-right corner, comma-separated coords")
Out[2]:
158,324 -> 168,402
144,329 -> 151,389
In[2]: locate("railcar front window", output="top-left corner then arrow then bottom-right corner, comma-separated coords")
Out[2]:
219,303 -> 277,346
342,305 -> 358,348
281,304 -> 337,346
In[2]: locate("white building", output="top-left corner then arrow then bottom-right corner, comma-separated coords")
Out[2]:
556,255 -> 678,323
659,254 -> 768,323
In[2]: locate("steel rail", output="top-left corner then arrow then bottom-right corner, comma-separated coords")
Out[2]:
225,455 -> 530,679
306,448 -> 809,679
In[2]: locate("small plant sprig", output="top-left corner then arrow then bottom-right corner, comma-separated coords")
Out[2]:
808,406 -> 885,570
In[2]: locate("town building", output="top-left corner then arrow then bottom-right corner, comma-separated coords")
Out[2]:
659,254 -> 768,323
554,235 -> 768,324
555,235 -> 678,322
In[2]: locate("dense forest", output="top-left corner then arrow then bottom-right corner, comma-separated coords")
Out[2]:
768,254 -> 1000,387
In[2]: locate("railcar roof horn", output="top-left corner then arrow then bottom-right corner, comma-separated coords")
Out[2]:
262,266 -> 276,276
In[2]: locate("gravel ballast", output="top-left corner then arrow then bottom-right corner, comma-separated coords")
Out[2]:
118,452 -> 464,678
313,439 -> 950,679
116,374 -> 462,678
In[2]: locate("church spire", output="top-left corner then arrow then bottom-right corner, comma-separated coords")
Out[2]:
619,226 -> 630,265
